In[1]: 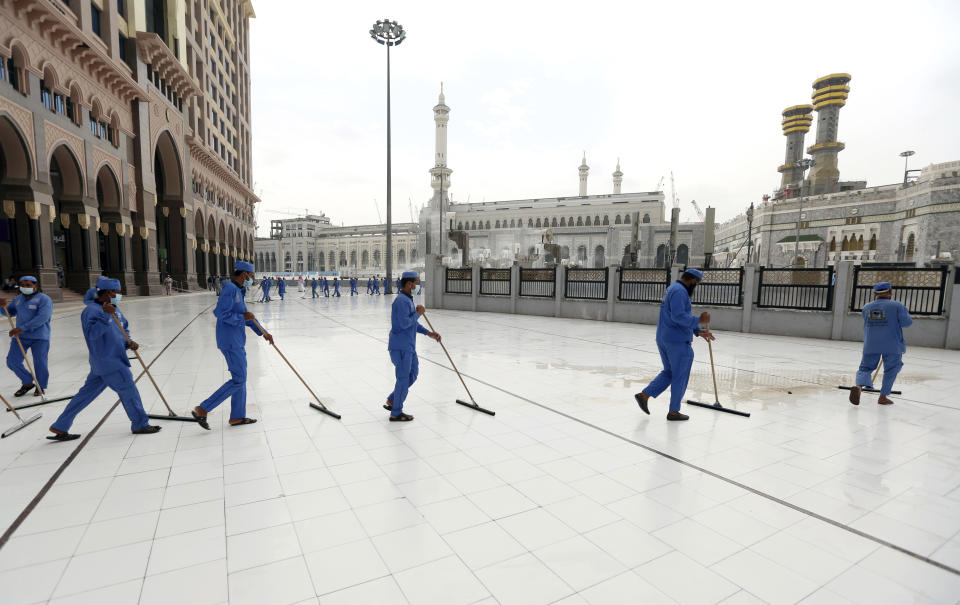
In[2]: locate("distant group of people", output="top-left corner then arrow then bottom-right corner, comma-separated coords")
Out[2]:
243,274 -> 410,302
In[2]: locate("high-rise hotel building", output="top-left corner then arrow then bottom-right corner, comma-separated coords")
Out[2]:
0,0 -> 258,298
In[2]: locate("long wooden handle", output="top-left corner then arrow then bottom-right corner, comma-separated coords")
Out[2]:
422,312 -> 477,405
252,318 -> 326,407
705,322 -> 720,404
0,391 -> 24,422
4,306 -> 43,396
872,358 -> 883,384
110,312 -> 175,416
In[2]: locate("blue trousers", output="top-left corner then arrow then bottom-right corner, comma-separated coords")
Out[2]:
7,337 -> 49,389
856,352 -> 903,396
351,286 -> 358,295
333,286 -> 340,296
312,287 -> 318,298
387,350 -> 419,415
200,348 -> 248,419
643,341 -> 694,412
278,289 -> 285,300
52,367 -> 149,432
261,287 -> 271,302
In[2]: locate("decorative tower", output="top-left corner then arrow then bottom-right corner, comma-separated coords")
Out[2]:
429,83 -> 452,207
807,73 -> 851,195
777,104 -> 814,195
578,152 -> 589,196
612,159 -> 623,194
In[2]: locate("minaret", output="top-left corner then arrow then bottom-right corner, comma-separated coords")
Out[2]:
429,83 -> 452,208
578,152 -> 589,196
612,158 -> 623,194
777,104 -> 814,194
807,73 -> 851,194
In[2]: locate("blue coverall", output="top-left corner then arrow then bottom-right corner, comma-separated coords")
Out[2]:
643,281 -> 702,412
199,280 -> 262,419
382,278 -> 388,293
387,292 -> 429,416
373,279 -> 381,295
367,279 -> 373,295
856,298 -> 914,396
51,302 -> 150,432
311,279 -> 319,298
322,278 -> 330,297
333,278 -> 340,297
5,291 -> 53,389
260,278 -> 272,302
350,278 -> 358,295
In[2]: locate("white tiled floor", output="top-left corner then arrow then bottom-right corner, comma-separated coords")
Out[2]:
1,291 -> 960,604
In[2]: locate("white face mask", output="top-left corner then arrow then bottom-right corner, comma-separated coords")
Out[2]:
20,287 -> 34,295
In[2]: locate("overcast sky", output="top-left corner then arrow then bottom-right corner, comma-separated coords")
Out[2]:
248,0 -> 960,235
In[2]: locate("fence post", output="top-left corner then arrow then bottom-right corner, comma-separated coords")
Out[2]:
943,266 -> 959,349
741,264 -> 756,333
554,266 -> 564,317
831,261 -> 854,340
670,263 -> 682,283
510,264 -> 519,314
606,264 -> 618,321
471,265 -> 479,312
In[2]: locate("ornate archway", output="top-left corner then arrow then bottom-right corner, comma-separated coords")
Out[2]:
154,130 -> 188,283
95,164 -> 128,283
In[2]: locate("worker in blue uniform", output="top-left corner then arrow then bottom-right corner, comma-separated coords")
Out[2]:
849,281 -> 913,405
372,276 -> 381,295
322,277 -> 330,297
350,277 -> 358,295
396,277 -> 401,293
382,271 -> 441,421
193,261 -> 273,429
366,277 -> 373,295
1,276 -> 53,397
382,276 -> 388,294
635,269 -> 714,421
260,276 -> 272,302
333,276 -> 341,297
277,276 -> 286,300
48,276 -> 161,440
311,277 -> 319,298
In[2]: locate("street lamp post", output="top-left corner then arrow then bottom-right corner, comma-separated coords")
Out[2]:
900,150 -> 915,185
745,202 -> 754,265
793,158 -> 815,267
370,19 -> 406,294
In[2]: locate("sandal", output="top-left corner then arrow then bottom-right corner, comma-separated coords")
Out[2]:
14,384 -> 33,397
46,432 -> 81,441
192,409 -> 211,431
389,413 -> 414,422
132,425 -> 162,434
383,403 -> 393,411
33,388 -> 42,397
229,418 -> 257,426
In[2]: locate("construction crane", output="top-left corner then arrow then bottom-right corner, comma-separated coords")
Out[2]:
261,207 -> 322,217
654,176 -> 664,192
690,200 -> 705,221
372,198 -> 382,223
408,197 -> 416,223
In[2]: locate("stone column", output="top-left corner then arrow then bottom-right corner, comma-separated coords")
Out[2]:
510,264 -> 519,314
831,261 -> 854,341
606,264 -> 618,322
741,264 -> 757,334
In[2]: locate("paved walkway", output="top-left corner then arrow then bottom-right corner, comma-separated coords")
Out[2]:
0,291 -> 958,604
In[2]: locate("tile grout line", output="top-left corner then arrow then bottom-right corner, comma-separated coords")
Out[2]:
298,301 -> 960,578
0,303 -> 215,552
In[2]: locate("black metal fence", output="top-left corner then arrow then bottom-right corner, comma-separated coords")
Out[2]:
850,266 -> 948,315
520,267 -> 556,298
444,268 -> 472,294
565,268 -> 608,300
757,267 -> 834,311
689,268 -> 744,307
480,269 -> 511,296
618,268 -> 669,303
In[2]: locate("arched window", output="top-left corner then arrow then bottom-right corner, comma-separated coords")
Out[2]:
551,217 -> 557,227
485,221 -> 491,230
655,244 -> 666,267
829,237 -> 836,252
602,215 -> 610,225
568,216 -> 574,226
317,250 -> 325,269
856,235 -> 864,251
457,222 -> 463,230
676,244 -> 689,265
535,218 -> 541,228
374,249 -> 381,265
796,256 -> 807,267
615,215 -> 622,225
527,218 -> 533,228
296,251 -> 304,270
284,252 -> 292,270
585,217 -> 591,226
642,214 -> 650,223
307,252 -> 314,271
560,217 -> 566,227
510,219 -> 516,228
328,251 -> 335,267
595,216 -> 601,225
471,221 -> 477,230
577,245 -> 587,263
350,250 -> 357,266
625,214 -> 631,224
398,249 -> 406,265
495,220 -> 500,228
561,245 -> 570,259
906,233 -> 916,260
841,236 -> 849,251
362,250 -> 369,267
594,245 -> 605,268
577,216 -> 583,226
869,234 -> 877,251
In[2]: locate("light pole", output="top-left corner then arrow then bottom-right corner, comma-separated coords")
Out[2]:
370,19 -> 406,294
745,202 -> 754,265
793,158 -> 815,267
899,150 -> 915,185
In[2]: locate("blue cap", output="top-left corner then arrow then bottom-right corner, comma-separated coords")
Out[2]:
401,271 -> 419,279
19,276 -> 37,283
235,260 -> 255,273
874,281 -> 892,293
96,276 -> 121,291
684,268 -> 704,280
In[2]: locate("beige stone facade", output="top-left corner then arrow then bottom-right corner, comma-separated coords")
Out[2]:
0,0 -> 257,299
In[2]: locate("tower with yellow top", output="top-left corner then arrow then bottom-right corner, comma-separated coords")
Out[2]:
807,73 -> 852,195
778,104 -> 815,194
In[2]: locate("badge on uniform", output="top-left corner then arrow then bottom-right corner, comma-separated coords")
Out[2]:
868,308 -> 886,321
